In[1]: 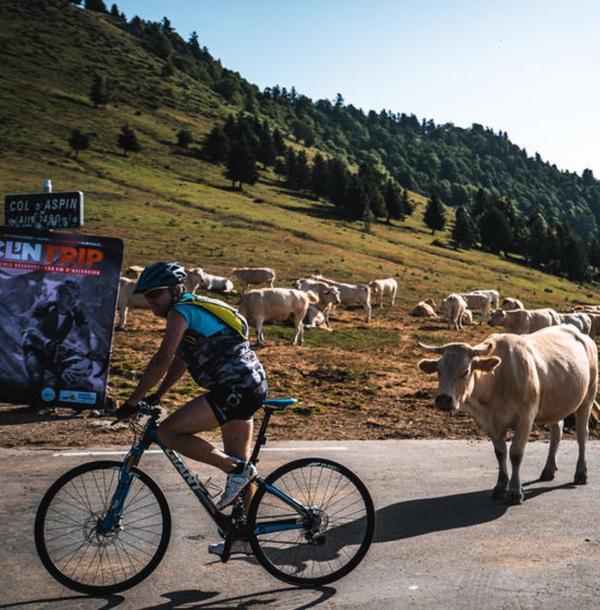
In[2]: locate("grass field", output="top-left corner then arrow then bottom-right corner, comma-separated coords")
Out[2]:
1,1 -> 599,446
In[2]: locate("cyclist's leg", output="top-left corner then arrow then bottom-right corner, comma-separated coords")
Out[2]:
222,417 -> 256,509
157,395 -> 237,473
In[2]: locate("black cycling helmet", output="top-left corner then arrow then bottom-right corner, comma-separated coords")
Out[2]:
134,261 -> 187,294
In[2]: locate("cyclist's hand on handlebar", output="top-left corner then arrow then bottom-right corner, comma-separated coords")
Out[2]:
113,401 -> 139,422
143,392 -> 162,406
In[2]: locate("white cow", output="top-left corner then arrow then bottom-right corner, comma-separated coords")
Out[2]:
559,313 -> 592,336
441,294 -> 468,330
501,297 -> 524,311
460,292 -> 492,323
410,299 -> 438,318
471,289 -> 500,310
231,267 -> 276,294
198,272 -> 235,293
369,278 -> 398,307
489,308 -> 560,334
239,288 -> 318,346
418,325 -> 598,504
304,285 -> 341,328
116,277 -> 150,329
313,275 -> 371,322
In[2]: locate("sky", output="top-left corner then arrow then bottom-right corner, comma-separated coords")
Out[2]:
116,0 -> 600,177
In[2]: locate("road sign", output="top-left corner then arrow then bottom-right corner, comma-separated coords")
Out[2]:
4,191 -> 84,229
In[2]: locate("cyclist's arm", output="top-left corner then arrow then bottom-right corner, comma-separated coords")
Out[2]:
153,355 -> 187,401
125,310 -> 187,406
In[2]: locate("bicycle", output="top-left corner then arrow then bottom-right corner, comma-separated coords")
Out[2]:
34,398 -> 375,594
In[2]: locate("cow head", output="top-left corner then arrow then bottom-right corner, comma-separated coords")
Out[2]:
324,286 -> 341,305
417,341 -> 500,411
488,309 -> 506,327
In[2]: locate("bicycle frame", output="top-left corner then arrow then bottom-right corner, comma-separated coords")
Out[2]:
101,407 -> 315,549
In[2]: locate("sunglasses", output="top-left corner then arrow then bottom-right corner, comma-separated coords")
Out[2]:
144,288 -> 168,301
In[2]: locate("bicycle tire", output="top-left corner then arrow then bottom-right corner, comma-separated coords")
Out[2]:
34,460 -> 171,595
247,457 -> 375,586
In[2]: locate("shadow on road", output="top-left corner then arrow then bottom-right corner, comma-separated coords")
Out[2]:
0,595 -> 123,609
135,585 -> 335,609
374,490 -> 507,542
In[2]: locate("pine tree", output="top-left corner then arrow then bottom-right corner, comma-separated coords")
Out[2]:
176,129 -> 194,149
527,213 -> 548,267
224,137 -> 258,190
326,158 -> 349,208
452,206 -> 478,248
384,180 -> 404,222
562,234 -> 589,281
401,189 -> 414,216
67,129 -> 90,158
256,130 -> 275,168
202,126 -> 229,163
110,3 -> 119,17
272,129 -> 286,156
89,73 -> 108,107
423,193 -> 446,234
311,153 -> 328,198
117,125 -> 141,156
85,0 -> 107,12
479,207 -> 512,254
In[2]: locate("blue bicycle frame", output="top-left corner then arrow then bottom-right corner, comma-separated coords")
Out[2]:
101,404 -> 315,546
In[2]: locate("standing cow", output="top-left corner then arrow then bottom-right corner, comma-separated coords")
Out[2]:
441,294 -> 468,330
231,267 -> 276,294
418,325 -> 597,504
369,278 -> 398,308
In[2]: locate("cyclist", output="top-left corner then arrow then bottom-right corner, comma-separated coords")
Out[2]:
114,261 -> 268,556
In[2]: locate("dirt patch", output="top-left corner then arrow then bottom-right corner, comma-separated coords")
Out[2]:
1,307 -> 597,448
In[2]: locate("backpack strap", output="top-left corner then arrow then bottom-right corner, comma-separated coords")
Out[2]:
174,294 -> 249,339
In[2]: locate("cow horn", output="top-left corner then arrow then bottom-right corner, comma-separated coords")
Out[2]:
472,342 -> 493,356
416,341 -> 444,353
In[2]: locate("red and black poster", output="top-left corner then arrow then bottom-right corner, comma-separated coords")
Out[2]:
0,228 -> 123,409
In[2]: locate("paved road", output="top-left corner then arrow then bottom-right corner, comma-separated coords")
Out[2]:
1,440 -> 599,609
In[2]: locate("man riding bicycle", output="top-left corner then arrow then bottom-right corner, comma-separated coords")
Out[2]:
114,261 -> 268,556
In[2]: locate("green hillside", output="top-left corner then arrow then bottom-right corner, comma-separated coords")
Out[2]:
1,0 -> 600,444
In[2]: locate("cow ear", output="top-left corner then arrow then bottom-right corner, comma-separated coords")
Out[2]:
472,356 -> 501,372
418,359 -> 438,374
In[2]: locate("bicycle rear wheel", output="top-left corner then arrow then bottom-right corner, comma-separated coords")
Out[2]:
248,458 -> 375,586
35,460 -> 171,595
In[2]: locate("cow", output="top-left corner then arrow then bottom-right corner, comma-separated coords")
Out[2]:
231,267 -> 276,294
303,285 -> 341,329
461,309 -> 474,325
559,313 -> 592,336
123,265 -> 145,280
116,277 -> 149,330
586,313 -> 600,338
501,297 -> 524,311
470,289 -> 500,310
460,292 -> 492,324
410,299 -> 438,318
198,272 -> 235,293
489,308 -> 560,334
441,294 -> 468,330
369,278 -> 398,307
417,325 -> 598,504
239,288 -> 318,346
313,275 -> 372,323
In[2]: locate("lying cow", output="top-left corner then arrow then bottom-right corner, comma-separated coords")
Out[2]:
369,278 -> 398,307
313,275 -> 371,323
239,288 -> 317,346
198,272 -> 234,293
303,285 -> 341,329
501,297 -> 524,311
231,267 -> 276,294
410,299 -> 437,318
418,324 -> 598,504
441,294 -> 467,330
462,309 -> 474,325
460,292 -> 492,324
295,278 -> 339,326
559,313 -> 592,336
488,308 -> 560,334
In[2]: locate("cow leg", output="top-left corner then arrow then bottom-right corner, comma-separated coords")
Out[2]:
507,419 -> 533,504
490,435 -> 508,499
255,318 -> 264,346
292,313 -> 304,345
391,288 -> 396,307
379,294 -> 383,308
117,305 -> 127,330
365,303 -> 372,323
574,403 -> 592,484
540,421 -> 563,481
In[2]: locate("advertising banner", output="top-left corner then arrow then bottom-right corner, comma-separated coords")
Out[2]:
0,228 -> 123,409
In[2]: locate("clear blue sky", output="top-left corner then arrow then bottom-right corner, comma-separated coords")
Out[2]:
116,0 -> 600,176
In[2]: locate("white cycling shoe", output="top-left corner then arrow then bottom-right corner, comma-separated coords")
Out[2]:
216,462 -> 257,510
208,538 -> 253,557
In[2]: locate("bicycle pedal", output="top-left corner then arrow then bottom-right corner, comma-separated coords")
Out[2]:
203,476 -> 222,499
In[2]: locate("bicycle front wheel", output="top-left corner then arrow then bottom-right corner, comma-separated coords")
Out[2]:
248,458 -> 375,586
34,460 -> 171,595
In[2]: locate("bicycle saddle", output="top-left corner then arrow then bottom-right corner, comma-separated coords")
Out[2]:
263,397 -> 297,410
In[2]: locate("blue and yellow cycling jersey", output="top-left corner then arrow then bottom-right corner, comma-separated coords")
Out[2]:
172,293 -> 227,338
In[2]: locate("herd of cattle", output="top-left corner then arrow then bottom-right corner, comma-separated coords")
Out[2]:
117,265 -> 600,504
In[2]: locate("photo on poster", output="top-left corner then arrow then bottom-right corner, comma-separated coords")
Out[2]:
0,228 -> 124,409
